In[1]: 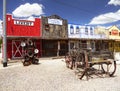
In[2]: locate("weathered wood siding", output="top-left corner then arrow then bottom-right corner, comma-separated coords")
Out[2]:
41,15 -> 68,39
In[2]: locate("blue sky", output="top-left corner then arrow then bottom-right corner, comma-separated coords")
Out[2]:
0,0 -> 120,27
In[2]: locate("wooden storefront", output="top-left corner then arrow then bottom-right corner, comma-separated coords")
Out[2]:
42,40 -> 68,57
41,15 -> 68,56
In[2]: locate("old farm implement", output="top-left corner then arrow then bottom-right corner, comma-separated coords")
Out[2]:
65,48 -> 116,80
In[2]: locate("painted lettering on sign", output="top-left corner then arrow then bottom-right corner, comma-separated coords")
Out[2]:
48,18 -> 62,25
111,29 -> 119,35
14,20 -> 34,26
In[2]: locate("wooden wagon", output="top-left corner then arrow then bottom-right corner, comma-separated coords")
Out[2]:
65,48 -> 116,80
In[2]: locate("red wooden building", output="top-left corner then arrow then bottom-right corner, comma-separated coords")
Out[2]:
6,14 -> 42,59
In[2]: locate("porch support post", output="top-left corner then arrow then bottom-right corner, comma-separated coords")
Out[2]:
68,40 -> 70,52
57,41 -> 60,57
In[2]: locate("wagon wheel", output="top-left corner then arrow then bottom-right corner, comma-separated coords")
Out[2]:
65,53 -> 72,68
32,59 -> 39,64
101,60 -> 116,77
75,53 -> 85,69
74,52 -> 85,78
23,61 -> 31,66
78,51 -> 90,80
23,56 -> 31,66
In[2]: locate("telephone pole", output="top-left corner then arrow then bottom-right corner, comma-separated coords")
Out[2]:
3,0 -> 7,67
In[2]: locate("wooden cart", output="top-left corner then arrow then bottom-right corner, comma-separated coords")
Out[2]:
65,48 -> 116,80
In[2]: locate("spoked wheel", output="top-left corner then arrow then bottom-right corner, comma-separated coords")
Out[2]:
75,53 -> 85,70
23,60 -> 31,66
65,53 -> 72,68
23,56 -> 31,66
75,51 -> 90,80
32,59 -> 39,64
101,60 -> 116,77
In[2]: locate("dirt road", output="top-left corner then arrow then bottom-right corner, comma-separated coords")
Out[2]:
0,58 -> 120,91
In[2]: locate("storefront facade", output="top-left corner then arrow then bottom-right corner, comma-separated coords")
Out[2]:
108,25 -> 120,61
94,26 -> 110,51
6,14 -> 42,59
41,15 -> 68,56
3,14 -> 120,60
68,24 -> 108,52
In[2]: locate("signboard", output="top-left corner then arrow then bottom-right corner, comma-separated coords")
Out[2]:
14,20 -> 34,26
111,29 -> 119,35
48,18 -> 62,25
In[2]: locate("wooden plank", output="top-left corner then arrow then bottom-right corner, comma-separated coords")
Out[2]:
89,58 -> 112,64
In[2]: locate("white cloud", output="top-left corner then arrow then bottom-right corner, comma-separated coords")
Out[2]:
12,3 -> 44,17
27,16 -> 35,21
89,9 -> 120,25
27,15 -> 42,21
108,0 -> 120,6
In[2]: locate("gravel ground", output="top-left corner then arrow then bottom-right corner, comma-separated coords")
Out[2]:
0,58 -> 120,91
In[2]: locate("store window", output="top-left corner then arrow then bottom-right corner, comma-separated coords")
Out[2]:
45,24 -> 49,31
85,27 -> 88,35
80,40 -> 87,49
70,25 -> 74,34
109,32 -> 111,35
91,41 -> 94,49
90,27 -> 93,35
70,42 -> 74,49
76,26 -> 79,34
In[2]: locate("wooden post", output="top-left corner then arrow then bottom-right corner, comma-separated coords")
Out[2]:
57,41 -> 60,57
